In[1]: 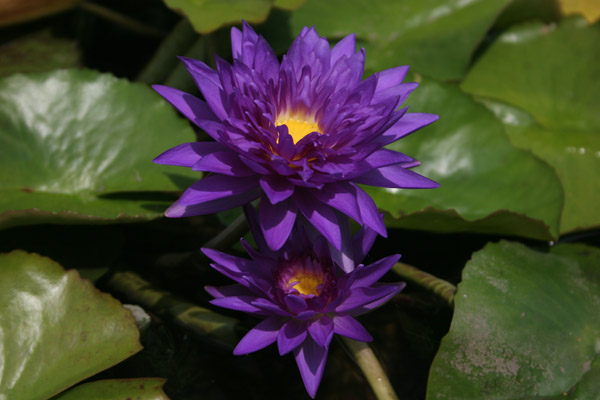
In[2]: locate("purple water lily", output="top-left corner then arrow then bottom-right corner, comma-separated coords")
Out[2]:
154,22 -> 438,252
203,209 -> 404,398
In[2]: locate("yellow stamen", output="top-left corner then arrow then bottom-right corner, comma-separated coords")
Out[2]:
276,117 -> 321,144
288,273 -> 323,296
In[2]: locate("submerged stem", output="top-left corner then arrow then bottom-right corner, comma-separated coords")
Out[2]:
342,338 -> 399,400
136,19 -> 197,84
392,262 -> 456,306
80,1 -> 165,38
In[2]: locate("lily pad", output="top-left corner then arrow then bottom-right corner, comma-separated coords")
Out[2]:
0,69 -> 198,229
365,78 -> 563,240
0,31 -> 80,78
0,250 -> 142,400
163,0 -> 306,34
290,0 -> 511,81
461,18 -> 600,234
426,241 -> 600,399
55,378 -> 169,400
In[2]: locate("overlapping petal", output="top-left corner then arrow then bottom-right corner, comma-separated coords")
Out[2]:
153,23 -> 438,250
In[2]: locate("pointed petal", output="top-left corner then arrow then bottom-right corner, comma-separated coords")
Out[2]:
259,197 -> 297,251
278,319 -> 308,355
176,175 -> 260,206
352,225 -> 378,264
307,316 -> 334,348
210,295 -> 265,314
353,183 -> 386,237
327,212 -> 355,273
283,295 -> 308,314
311,182 -> 362,225
330,33 -> 356,65
152,85 -> 222,139
293,336 -> 328,398
374,65 -> 410,93
165,187 -> 261,217
178,57 -> 227,120
259,175 -> 295,204
340,283 -> 406,315
205,284 -> 252,299
332,315 -> 372,342
353,165 -> 439,189
233,317 -> 282,355
377,113 -> 439,146
192,151 -> 256,176
349,254 -> 401,289
153,142 -> 225,167
294,190 -> 342,251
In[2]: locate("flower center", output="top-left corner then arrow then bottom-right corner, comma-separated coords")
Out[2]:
287,273 -> 323,296
276,117 -> 321,144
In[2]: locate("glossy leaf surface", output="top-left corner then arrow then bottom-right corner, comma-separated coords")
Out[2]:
0,251 -> 142,400
55,378 -> 169,400
461,18 -> 600,234
366,78 -> 563,240
0,69 -> 198,229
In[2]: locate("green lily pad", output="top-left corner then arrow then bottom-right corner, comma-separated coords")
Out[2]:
55,378 -> 169,400
0,31 -> 80,78
0,250 -> 143,400
290,0 -> 511,81
426,241 -> 600,399
0,69 -> 198,229
366,78 -> 563,240
163,0 -> 306,34
461,18 -> 600,234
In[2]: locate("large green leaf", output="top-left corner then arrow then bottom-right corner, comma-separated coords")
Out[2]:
366,78 -> 563,240
0,69 -> 198,229
0,250 -> 142,400
290,0 -> 511,80
0,31 -> 80,78
55,379 -> 169,400
427,241 -> 600,399
461,18 -> 600,234
163,0 -> 306,34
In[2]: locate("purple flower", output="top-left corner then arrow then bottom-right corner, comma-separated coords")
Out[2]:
203,209 -> 404,398
154,22 -> 438,252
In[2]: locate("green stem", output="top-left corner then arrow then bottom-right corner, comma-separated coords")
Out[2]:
342,338 -> 399,400
136,19 -> 197,84
107,271 -> 239,347
79,1 -> 165,38
392,262 -> 456,306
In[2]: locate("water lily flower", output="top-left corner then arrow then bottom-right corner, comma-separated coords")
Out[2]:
203,209 -> 404,398
154,22 -> 438,252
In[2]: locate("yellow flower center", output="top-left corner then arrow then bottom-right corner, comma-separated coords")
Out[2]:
276,116 -> 322,144
288,273 -> 323,296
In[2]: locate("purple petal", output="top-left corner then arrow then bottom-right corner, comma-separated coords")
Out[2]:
154,142 -> 224,167
205,284 -> 252,299
307,316 -> 334,348
332,315 -> 372,342
233,317 -> 282,355
294,190 -> 342,251
377,113 -> 439,146
165,187 -> 261,217
293,336 -> 328,398
361,149 -> 417,170
192,151 -> 256,176
210,295 -> 265,314
349,254 -> 401,289
330,33 -> 356,65
374,65 -> 410,93
310,183 -> 362,225
230,26 -> 243,59
327,212 -> 355,273
352,225 -> 378,264
176,175 -> 260,206
353,165 -> 439,189
178,57 -> 227,120
340,283 -> 406,315
278,319 -> 308,355
259,197 -> 297,251
283,295 -> 308,314
152,85 -> 222,139
353,184 -> 386,237
260,175 -> 295,204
